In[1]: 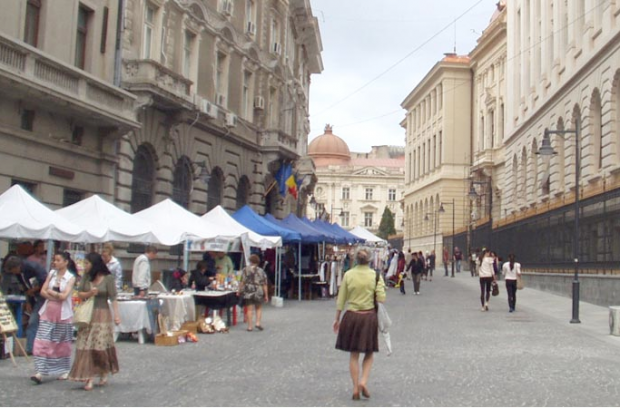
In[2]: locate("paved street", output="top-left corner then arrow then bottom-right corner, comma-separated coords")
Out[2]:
2,272 -> 620,407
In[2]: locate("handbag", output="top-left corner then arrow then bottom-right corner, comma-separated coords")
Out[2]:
517,276 -> 524,290
491,281 -> 499,296
73,296 -> 94,328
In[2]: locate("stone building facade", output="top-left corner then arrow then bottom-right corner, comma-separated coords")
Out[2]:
0,0 -> 323,270
307,125 -> 404,235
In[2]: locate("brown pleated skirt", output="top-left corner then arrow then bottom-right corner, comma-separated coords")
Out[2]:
335,310 -> 379,353
69,307 -> 119,381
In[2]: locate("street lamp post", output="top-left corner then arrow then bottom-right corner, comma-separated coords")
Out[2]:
537,116 -> 581,324
424,211 -> 438,256
438,199 -> 455,278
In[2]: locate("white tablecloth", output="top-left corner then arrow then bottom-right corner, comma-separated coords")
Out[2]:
158,293 -> 195,331
113,300 -> 152,334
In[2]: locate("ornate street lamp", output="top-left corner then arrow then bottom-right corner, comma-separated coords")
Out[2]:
537,116 -> 581,324
438,199 -> 455,278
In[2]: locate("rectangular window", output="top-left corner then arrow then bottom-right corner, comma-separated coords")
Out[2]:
342,187 -> 350,200
245,0 -> 255,35
11,179 -> 36,194
75,5 -> 90,69
388,189 -> 396,201
63,189 -> 83,206
71,126 -> 83,145
341,211 -> 349,227
364,212 -> 373,228
24,0 -> 41,47
143,4 -> 155,59
183,31 -> 194,78
100,6 -> 109,53
21,110 -> 35,131
242,70 -> 252,118
216,52 -> 228,105
365,188 -> 373,200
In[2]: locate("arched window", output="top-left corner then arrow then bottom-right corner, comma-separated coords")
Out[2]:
613,70 -> 620,162
520,147 -> 527,204
236,176 -> 251,210
512,154 -> 518,211
130,144 -> 156,213
590,89 -> 603,171
572,105 -> 583,189
207,167 -> 224,211
264,184 -> 278,215
553,117 -> 566,193
172,156 -> 192,209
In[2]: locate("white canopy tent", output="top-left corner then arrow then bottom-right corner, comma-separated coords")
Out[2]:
56,195 -> 158,243
0,185 -> 85,242
134,199 -> 238,246
197,206 -> 282,250
349,226 -> 387,244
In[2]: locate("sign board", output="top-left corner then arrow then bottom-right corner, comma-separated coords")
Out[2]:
0,292 -> 18,334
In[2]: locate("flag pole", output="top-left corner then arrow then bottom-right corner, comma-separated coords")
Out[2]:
263,180 -> 277,196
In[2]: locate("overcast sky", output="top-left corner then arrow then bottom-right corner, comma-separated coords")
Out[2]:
308,0 -> 499,153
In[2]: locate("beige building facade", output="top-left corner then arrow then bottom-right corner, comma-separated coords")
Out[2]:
307,126 -> 404,234
401,54 -> 472,254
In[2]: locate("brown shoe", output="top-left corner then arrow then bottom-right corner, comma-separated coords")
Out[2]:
352,392 -> 360,400
360,385 -> 370,398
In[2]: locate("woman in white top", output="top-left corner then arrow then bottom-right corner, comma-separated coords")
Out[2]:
478,249 -> 496,311
31,252 -> 76,384
502,254 -> 522,313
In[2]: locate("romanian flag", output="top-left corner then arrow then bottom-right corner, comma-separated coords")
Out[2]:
285,173 -> 298,199
276,163 -> 292,197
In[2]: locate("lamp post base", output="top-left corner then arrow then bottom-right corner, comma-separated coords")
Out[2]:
570,280 -> 581,324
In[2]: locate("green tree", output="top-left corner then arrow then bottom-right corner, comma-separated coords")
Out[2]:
377,207 -> 396,239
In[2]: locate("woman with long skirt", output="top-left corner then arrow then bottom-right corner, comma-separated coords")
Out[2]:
30,252 -> 76,384
333,249 -> 386,400
69,252 -> 121,391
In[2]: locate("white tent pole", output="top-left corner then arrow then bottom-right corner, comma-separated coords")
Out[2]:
183,240 -> 190,272
46,239 -> 53,272
275,247 -> 280,297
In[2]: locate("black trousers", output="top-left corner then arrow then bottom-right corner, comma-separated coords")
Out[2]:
505,279 -> 517,310
479,277 -> 493,306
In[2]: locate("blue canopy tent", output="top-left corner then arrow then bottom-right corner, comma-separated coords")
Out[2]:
265,214 -> 328,243
233,206 -> 303,301
301,217 -> 349,245
311,219 -> 365,244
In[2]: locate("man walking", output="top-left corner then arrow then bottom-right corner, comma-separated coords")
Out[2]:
4,256 -> 48,354
453,246 -> 463,273
442,246 -> 450,277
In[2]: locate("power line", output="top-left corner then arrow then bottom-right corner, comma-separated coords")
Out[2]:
311,0 -> 487,117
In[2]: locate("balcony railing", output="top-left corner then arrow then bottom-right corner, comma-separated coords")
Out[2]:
0,33 -> 138,128
122,59 -> 193,109
260,130 -> 299,158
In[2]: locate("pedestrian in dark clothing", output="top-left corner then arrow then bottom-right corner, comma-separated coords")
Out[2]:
3,256 -> 48,354
427,250 -> 436,281
406,253 -> 423,295
418,251 -> 427,281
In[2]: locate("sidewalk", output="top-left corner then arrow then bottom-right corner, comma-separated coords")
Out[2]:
448,270 -> 620,348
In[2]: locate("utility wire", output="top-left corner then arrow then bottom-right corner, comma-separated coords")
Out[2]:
311,0 -> 487,117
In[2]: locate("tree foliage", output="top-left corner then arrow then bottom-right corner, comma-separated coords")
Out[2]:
377,207 -> 396,239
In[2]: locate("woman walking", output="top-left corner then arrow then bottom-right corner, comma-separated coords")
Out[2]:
238,254 -> 269,331
333,250 -> 386,400
69,253 -> 120,391
478,249 -> 496,311
502,254 -> 522,312
30,252 -> 76,384
396,251 -> 406,294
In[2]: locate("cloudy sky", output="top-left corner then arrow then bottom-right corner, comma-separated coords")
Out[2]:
308,0 -> 499,152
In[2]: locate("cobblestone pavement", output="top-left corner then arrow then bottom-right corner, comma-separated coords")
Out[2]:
2,272 -> 620,407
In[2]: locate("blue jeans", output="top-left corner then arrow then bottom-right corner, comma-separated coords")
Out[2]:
456,260 -> 462,273
26,301 -> 43,353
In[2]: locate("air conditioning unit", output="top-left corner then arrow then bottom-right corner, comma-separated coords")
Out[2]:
222,0 -> 233,16
254,96 -> 265,110
272,42 -> 281,55
201,99 -> 217,118
246,22 -> 256,36
216,93 -> 226,106
225,112 -> 237,127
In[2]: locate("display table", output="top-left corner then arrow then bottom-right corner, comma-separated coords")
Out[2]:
157,293 -> 195,331
193,291 -> 239,327
291,273 -> 320,300
112,299 -> 152,344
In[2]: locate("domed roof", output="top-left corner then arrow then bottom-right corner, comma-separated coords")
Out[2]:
308,125 -> 351,162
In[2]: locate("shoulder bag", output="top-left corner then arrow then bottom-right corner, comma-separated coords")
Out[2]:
517,276 -> 524,290
73,282 -> 94,328
491,280 -> 500,296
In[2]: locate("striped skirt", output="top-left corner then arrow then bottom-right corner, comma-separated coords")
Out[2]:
33,301 -> 73,376
69,307 -> 119,381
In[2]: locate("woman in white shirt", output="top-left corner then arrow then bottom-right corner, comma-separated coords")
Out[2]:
502,254 -> 522,313
30,252 -> 76,384
478,249 -> 495,311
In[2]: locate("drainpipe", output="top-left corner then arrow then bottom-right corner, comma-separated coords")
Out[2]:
113,0 -> 125,87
